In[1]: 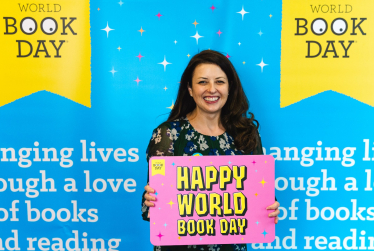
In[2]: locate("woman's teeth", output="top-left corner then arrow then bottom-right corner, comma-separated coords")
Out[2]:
204,97 -> 219,101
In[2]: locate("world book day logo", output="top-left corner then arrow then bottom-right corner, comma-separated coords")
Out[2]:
0,1 -> 91,107
280,0 -> 373,107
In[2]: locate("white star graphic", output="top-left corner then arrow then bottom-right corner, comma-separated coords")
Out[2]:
101,22 -> 114,38
158,56 -> 172,71
174,40 -> 177,44
118,0 -> 124,6
191,31 -> 203,45
238,42 -> 241,46
109,67 -> 117,76
256,58 -> 268,72
258,30 -> 263,36
237,6 -> 249,20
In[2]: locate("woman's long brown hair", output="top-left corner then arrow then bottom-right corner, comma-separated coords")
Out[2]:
167,50 -> 259,154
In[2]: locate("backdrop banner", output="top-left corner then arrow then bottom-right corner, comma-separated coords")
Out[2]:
0,0 -> 373,250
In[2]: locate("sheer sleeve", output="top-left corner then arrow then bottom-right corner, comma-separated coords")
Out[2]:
141,123 -> 174,221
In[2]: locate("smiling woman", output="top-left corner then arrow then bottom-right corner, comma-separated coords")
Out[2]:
142,50 -> 280,251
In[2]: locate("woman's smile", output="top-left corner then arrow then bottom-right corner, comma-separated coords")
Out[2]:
203,96 -> 220,103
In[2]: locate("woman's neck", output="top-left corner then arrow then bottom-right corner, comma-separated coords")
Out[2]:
186,109 -> 225,136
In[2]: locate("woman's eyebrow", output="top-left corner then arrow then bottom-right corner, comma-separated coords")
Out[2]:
197,76 -> 227,79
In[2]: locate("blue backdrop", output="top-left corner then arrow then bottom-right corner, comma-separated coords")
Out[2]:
0,0 -> 373,250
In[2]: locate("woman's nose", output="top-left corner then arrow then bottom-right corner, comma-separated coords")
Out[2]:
207,82 -> 217,93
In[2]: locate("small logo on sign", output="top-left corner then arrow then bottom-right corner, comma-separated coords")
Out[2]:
152,159 -> 165,176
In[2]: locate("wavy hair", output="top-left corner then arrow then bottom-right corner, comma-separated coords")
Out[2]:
167,50 -> 259,154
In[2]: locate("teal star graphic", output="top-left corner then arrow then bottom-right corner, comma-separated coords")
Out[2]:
262,230 -> 267,237
256,221 -> 259,225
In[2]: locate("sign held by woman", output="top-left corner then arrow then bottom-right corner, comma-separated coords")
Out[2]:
149,155 -> 275,245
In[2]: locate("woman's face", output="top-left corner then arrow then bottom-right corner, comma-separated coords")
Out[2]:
188,63 -> 229,116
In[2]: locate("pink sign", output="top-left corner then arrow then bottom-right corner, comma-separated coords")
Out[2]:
149,155 -> 275,246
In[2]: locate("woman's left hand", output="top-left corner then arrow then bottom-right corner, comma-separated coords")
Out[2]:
266,201 -> 280,224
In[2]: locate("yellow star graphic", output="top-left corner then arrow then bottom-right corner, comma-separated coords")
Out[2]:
243,61 -> 246,64
138,27 -> 145,36
269,14 -> 272,18
167,200 -> 175,208
97,8 -> 100,11
265,161 -> 267,164
178,236 -> 181,240
161,183 -> 164,186
255,193 -> 258,197
260,178 -> 267,187
210,162 -> 212,164
153,222 -> 156,224
167,101 -> 174,110
187,54 -> 191,58
192,20 -> 199,27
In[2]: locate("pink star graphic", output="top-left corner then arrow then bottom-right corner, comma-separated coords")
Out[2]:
157,232 -> 164,240
252,160 -> 256,165
134,77 -> 142,85
211,5 -> 216,12
217,30 -> 222,37
226,53 -> 231,59
136,53 -> 144,61
156,12 -> 162,19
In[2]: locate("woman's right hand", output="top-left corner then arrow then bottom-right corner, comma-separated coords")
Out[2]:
144,185 -> 156,218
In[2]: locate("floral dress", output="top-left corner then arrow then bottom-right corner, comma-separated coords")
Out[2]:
141,117 -> 263,251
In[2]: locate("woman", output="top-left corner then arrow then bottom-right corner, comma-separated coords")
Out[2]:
142,50 -> 280,251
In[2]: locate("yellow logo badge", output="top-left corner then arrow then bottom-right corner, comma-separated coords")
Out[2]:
281,0 -> 372,107
152,159 -> 165,176
0,0 -> 91,107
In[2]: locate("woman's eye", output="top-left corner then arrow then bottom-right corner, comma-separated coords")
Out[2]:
199,81 -> 207,84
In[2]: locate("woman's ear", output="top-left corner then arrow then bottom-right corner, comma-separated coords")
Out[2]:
188,83 -> 192,96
